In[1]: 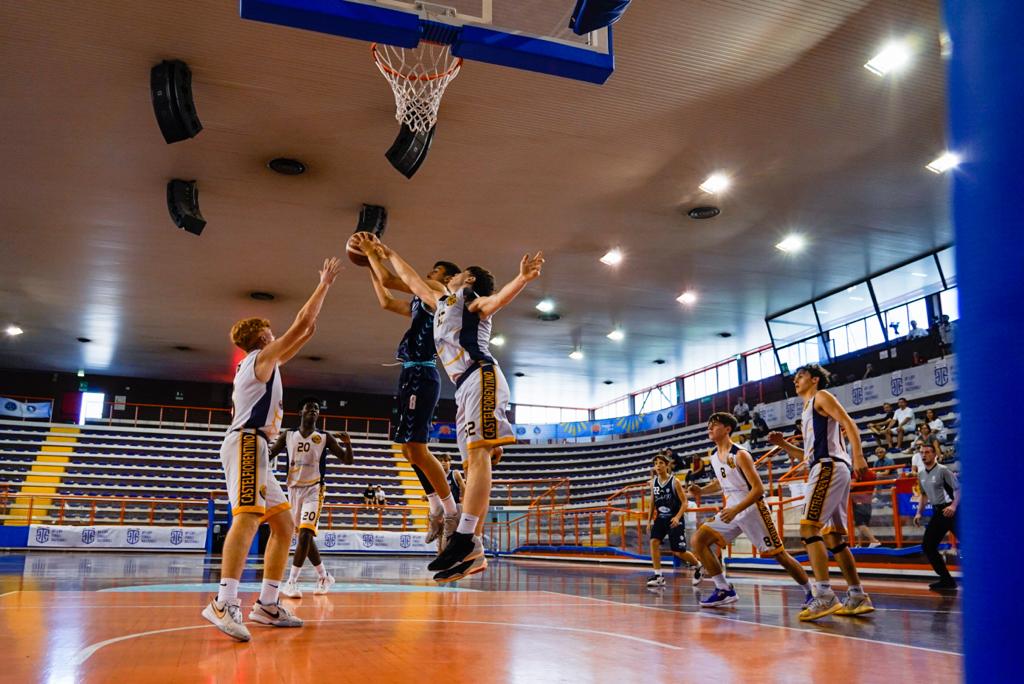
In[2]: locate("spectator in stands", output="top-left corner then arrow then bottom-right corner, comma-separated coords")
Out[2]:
932,314 -> 953,357
907,320 -> 928,339
362,484 -> 376,508
913,423 -> 944,458
892,398 -> 916,451
914,443 -> 961,591
872,445 -> 895,469
685,454 -> 712,504
734,433 -> 753,453
867,402 -> 896,449
925,408 -> 949,443
749,412 -> 769,448
374,484 -> 387,508
862,363 -> 875,380
851,467 -> 882,548
733,398 -> 750,423
661,447 -> 686,474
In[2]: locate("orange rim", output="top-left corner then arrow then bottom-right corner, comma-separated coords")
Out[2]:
371,42 -> 463,82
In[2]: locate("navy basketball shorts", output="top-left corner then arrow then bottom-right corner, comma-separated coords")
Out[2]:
650,517 -> 688,552
393,364 -> 441,444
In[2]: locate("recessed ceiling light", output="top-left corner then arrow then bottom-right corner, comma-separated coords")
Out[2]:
911,272 -> 928,278
5,325 -> 23,337
699,173 -> 730,194
535,299 -> 555,313
569,350 -> 584,360
653,359 -> 666,365
306,355 -> 323,362
250,291 -> 275,301
600,249 -> 623,266
864,40 -> 913,76
775,235 -> 806,253
77,337 -> 92,343
603,379 -> 614,385
514,371 -> 526,378
490,334 -> 506,347
718,332 -> 732,338
173,345 -> 193,351
267,158 -> 307,175
926,151 -> 961,174
676,291 -> 697,305
849,296 -> 865,302
687,206 -> 720,220
606,329 -> 624,341
817,310 -> 830,314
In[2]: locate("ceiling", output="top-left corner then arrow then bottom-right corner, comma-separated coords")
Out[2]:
0,0 -> 950,407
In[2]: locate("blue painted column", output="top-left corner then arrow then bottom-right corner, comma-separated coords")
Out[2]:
943,2 -> 1024,680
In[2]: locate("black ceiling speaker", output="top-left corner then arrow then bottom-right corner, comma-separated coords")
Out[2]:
688,206 -> 721,220
151,60 -> 202,144
356,203 -> 387,238
167,180 -> 206,236
385,123 -> 435,179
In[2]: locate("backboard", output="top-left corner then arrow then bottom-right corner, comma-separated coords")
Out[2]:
240,0 -> 616,84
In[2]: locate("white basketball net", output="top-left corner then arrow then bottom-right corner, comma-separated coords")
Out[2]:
373,42 -> 462,134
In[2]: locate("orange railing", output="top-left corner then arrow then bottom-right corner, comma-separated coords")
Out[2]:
491,478 -> 571,508
0,490 -> 208,527
318,503 -> 424,531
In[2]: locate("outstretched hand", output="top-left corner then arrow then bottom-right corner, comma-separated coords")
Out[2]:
320,257 -> 342,285
767,431 -> 786,447
520,251 -> 545,281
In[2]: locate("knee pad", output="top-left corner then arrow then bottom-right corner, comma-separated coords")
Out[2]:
801,535 -> 824,546
828,542 -> 849,555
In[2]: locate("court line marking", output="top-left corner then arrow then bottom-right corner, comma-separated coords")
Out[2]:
541,591 -> 963,656
0,591 -> 20,599
72,616 -> 685,665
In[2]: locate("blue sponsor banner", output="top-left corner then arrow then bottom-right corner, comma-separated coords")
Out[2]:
514,405 -> 686,442
0,397 -> 52,419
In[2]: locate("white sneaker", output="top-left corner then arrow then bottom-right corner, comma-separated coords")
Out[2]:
202,599 -> 251,642
646,574 -> 666,587
691,565 -> 704,587
280,580 -> 303,599
248,600 -> 304,627
314,573 -> 336,595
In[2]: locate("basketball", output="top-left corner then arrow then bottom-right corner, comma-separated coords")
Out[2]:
346,231 -> 380,267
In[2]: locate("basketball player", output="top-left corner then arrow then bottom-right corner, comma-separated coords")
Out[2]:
439,452 -> 464,506
202,257 -> 341,641
768,363 -> 875,620
689,412 -> 812,607
271,397 -> 353,599
362,238 -> 543,581
359,246 -> 464,546
646,452 -> 703,587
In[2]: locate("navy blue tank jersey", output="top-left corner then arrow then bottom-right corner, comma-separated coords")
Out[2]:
396,296 -> 436,362
447,468 -> 461,504
652,476 -> 682,518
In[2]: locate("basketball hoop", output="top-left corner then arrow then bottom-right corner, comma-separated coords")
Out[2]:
372,41 -> 462,134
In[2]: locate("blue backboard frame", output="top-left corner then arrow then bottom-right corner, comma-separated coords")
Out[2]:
239,0 -> 615,84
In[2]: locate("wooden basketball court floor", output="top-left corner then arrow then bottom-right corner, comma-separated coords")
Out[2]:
0,552 -> 961,682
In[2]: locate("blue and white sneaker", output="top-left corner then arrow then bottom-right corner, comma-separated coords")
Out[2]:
699,585 -> 738,608
803,591 -> 814,608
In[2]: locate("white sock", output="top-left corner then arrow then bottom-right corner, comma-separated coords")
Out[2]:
427,493 -> 442,515
711,573 -> 730,590
653,569 -> 663,576
217,577 -> 239,604
259,579 -> 281,605
848,584 -> 865,596
456,512 -> 479,535
288,565 -> 301,583
440,493 -> 458,516
799,581 -> 811,593
314,563 -> 327,579
815,581 -> 832,596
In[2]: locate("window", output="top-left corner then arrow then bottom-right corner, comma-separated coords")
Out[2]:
79,392 -> 106,425
514,405 -> 587,424
939,287 -> 959,321
777,338 -> 820,373
717,361 -> 739,392
883,298 -> 929,340
595,397 -> 631,420
745,349 -> 779,382
635,381 -> 678,413
871,256 -> 945,312
768,304 -> 819,347
936,248 -> 956,287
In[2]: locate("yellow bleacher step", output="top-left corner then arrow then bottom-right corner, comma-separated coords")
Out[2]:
390,444 -> 427,531
5,427 -> 78,525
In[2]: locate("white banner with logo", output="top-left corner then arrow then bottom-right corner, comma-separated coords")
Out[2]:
28,524 -> 206,549
0,397 -> 52,419
755,356 -> 957,427
310,529 -> 435,553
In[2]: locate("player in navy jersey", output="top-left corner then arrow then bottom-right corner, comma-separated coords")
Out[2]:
646,452 -> 703,587
440,452 -> 464,505
361,237 -> 544,581
769,364 -> 874,620
356,233 -> 464,547
202,257 -> 341,642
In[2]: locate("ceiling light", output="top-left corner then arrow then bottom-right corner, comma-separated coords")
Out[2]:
775,235 -> 806,253
77,369 -> 85,377
5,325 -> 23,337
676,291 -> 697,305
535,299 -> 555,313
569,350 -> 584,360
606,329 -> 624,341
817,310 -> 829,314
911,272 -> 928,278
849,296 -> 865,302
490,334 -> 506,347
600,249 -> 623,266
250,291 -> 275,301
267,157 -> 306,175
864,40 -> 913,76
699,173 -> 730,194
926,151 -> 961,174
